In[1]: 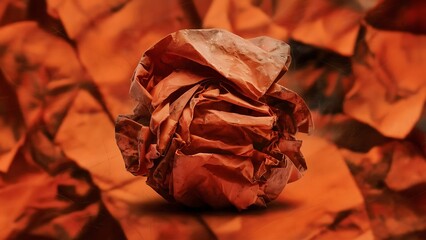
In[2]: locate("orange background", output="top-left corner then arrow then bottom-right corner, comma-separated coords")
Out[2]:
0,0 -> 425,239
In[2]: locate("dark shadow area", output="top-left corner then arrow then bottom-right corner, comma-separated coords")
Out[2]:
130,197 -> 300,217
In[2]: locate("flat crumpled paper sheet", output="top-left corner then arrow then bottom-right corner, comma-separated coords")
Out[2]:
1,0 -> 425,239
344,25 -> 426,139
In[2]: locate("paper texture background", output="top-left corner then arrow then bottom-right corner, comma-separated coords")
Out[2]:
0,0 -> 424,239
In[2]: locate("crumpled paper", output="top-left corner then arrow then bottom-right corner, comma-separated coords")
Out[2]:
46,0 -> 193,118
366,0 -> 426,34
344,24 -> 426,139
193,0 -> 288,39
340,141 -> 426,239
115,29 -> 312,210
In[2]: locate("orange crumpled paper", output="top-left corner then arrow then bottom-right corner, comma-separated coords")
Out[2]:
344,24 -> 426,139
115,29 -> 312,210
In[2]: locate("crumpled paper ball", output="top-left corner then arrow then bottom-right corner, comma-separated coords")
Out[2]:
115,29 -> 312,210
